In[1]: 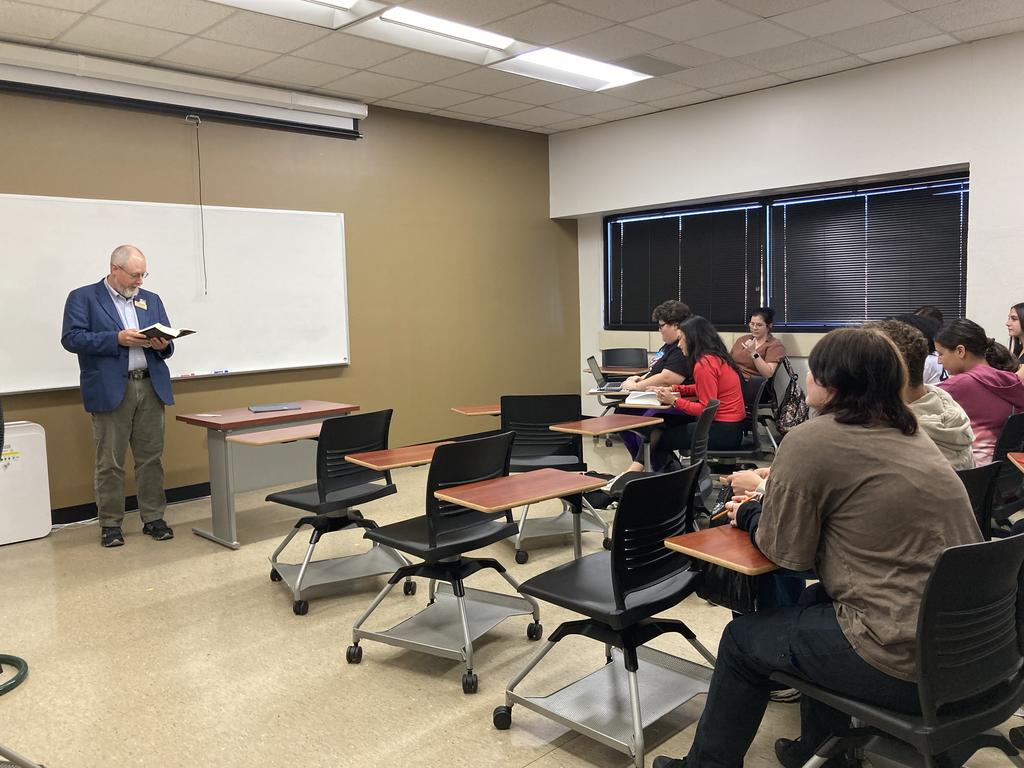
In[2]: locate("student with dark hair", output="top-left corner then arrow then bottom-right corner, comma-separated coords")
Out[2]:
652,328 -> 981,768
936,319 -> 1024,465
913,304 -> 944,327
729,306 -> 786,380
896,312 -> 944,384
1007,302 -> 1024,380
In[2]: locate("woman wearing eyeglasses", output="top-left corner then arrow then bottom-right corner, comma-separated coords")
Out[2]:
729,307 -> 786,380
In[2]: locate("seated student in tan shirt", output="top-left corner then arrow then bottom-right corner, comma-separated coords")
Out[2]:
652,328 -> 981,768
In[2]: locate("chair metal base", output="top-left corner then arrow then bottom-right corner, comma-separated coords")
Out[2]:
270,543 -> 409,604
502,646 -> 712,767
0,743 -> 44,768
513,500 -> 609,562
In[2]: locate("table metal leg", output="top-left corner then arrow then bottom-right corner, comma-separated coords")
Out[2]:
568,492 -> 583,560
192,429 -> 240,549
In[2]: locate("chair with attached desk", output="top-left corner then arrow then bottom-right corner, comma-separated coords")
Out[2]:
265,410 -> 412,616
705,375 -> 771,473
991,413 -> 1024,536
769,535 -> 1024,768
602,348 -> 650,379
956,462 -> 1002,541
500,394 -> 607,564
346,431 -> 543,694
493,465 -> 716,768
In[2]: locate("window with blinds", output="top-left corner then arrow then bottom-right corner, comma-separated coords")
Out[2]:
604,174 -> 968,331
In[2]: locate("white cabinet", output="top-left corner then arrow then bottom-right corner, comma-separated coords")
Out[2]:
1,421 -> 51,545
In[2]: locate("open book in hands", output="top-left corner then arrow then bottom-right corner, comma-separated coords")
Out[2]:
139,323 -> 196,341
623,390 -> 664,407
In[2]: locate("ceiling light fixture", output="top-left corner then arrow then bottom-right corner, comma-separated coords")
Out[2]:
206,0 -> 371,30
379,7 -> 514,50
492,48 -> 651,92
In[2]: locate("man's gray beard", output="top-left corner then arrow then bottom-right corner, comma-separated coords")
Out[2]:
118,287 -> 139,299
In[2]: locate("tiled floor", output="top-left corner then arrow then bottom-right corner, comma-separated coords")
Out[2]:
0,440 -> 1018,767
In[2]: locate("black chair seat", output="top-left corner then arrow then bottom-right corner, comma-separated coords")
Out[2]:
266,480 -> 396,514
519,550 -> 701,631
771,670 -> 1024,757
365,512 -> 518,561
510,453 -> 586,472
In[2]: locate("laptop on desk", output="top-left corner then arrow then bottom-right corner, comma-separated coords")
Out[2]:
587,356 -> 626,392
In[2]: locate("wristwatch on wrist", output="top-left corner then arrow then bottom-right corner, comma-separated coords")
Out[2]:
751,352 -> 760,360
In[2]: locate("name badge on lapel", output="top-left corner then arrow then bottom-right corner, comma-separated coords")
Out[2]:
134,298 -> 148,310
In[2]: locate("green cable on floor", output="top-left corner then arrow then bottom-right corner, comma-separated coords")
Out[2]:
0,655 -> 28,696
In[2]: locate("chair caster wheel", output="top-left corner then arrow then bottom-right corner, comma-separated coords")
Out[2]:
603,537 -> 612,550
270,568 -> 282,582
292,600 -> 308,616
605,438 -> 613,448
493,706 -> 512,730
462,672 -> 478,694
403,580 -> 417,596
345,645 -> 362,664
526,622 -> 543,641
515,549 -> 529,565
1010,727 -> 1024,750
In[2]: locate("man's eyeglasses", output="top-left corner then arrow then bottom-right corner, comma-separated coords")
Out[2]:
115,265 -> 148,280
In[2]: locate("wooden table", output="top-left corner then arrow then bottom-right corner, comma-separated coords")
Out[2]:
664,525 -> 777,575
345,441 -> 454,471
1009,452 -> 1024,473
177,400 -> 359,549
225,422 -> 322,446
451,404 -> 500,416
549,413 -> 664,436
435,467 -> 607,559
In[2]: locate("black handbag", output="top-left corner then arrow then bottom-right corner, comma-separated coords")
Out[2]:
775,357 -> 809,435
694,517 -> 759,614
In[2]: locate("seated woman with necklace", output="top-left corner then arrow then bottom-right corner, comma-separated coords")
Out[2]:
730,306 -> 786,380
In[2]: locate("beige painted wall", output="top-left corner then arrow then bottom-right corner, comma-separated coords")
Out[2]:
1,92 -> 579,508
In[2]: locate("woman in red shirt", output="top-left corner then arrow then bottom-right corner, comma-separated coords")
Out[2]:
651,316 -> 747,469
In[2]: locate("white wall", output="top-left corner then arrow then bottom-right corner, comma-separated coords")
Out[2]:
556,32 -> 1024,400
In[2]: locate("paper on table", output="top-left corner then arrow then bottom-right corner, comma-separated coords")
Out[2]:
623,391 -> 662,407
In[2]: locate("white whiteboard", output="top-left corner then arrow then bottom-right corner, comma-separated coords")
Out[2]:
0,194 -> 349,395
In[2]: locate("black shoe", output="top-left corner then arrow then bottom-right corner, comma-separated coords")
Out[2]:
775,738 -> 860,768
142,519 -> 174,541
652,757 -> 687,768
101,527 -> 124,547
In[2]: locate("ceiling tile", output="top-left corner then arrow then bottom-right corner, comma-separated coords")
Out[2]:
628,0 -> 759,42
886,0 -> 959,8
399,0 -> 545,26
954,15 -> 1024,41
647,89 -> 719,108
615,53 -> 686,75
719,0 -> 826,15
319,70 -> 419,99
389,83 -> 479,108
858,32 -> 959,61
559,0 -> 692,23
441,95 -> 534,117
772,0 -> 904,36
0,0 -> 79,40
551,91 -> 637,114
737,38 -> 848,71
497,79 -> 584,104
368,99 -> 436,115
200,9 -> 330,52
648,41 -> 723,67
594,102 -> 661,119
501,104 -> 581,125
819,13 -> 944,53
919,0 -> 1024,31
609,76 -> 696,101
707,71 -> 787,94
92,0 -> 231,35
434,66 -> 534,94
430,109 -> 490,123
370,52 -> 477,82
17,0 -> 99,10
58,15 -> 188,58
546,114 -> 604,130
157,37 -> 279,74
687,19 -> 805,55
557,24 -> 673,61
487,3 -> 613,45
292,31 -> 408,69
778,54 -> 867,79
666,57 -> 767,87
240,56 -> 354,88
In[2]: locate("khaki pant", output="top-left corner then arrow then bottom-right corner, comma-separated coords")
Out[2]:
92,377 -> 166,528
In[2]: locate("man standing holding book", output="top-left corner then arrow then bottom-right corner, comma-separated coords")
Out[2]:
61,245 -> 176,548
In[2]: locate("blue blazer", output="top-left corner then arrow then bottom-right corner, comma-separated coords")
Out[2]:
61,280 -> 175,413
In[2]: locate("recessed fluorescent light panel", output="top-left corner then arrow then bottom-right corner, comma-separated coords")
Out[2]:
380,7 -> 514,50
492,48 -> 651,92
206,0 -> 376,30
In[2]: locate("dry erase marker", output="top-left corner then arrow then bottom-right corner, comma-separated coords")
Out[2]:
214,369 -> 229,374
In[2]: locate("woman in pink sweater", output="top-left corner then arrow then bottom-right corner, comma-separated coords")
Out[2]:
936,319 -> 1024,465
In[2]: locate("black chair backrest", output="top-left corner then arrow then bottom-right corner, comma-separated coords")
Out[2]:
610,463 -> 702,607
425,431 -> 516,542
915,535 -> 1024,720
688,399 -> 719,464
602,347 -> 649,369
500,394 -> 582,459
994,413 -> 1024,461
956,462 -> 1002,541
317,410 -> 393,501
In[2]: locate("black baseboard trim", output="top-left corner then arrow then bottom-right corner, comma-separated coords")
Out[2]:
52,482 -> 211,525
